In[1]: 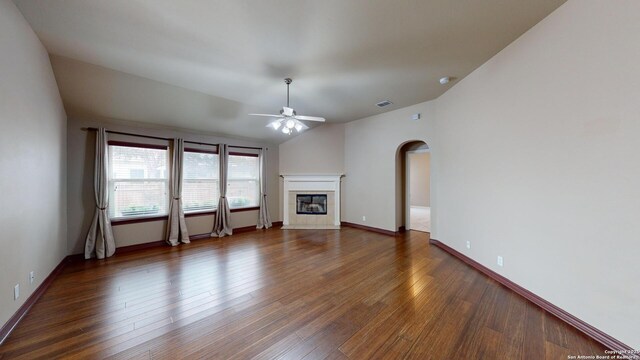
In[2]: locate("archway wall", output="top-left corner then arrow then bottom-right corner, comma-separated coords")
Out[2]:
343,100 -> 437,233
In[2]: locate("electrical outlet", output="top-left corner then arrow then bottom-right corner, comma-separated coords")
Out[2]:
14,284 -> 19,300
30,271 -> 35,284
362,216 -> 366,222
466,241 -> 471,249
497,256 -> 504,267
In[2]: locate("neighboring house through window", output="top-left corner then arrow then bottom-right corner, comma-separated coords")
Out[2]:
108,142 -> 169,219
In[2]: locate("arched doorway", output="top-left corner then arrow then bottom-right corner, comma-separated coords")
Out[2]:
396,140 -> 430,233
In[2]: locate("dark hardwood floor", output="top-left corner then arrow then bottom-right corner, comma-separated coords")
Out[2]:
0,228 -> 607,359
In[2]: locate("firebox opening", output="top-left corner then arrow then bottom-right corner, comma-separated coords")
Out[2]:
296,194 -> 327,215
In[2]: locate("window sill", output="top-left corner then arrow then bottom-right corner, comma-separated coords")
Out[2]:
109,207 -> 260,225
186,206 -> 259,214
111,215 -> 168,226
184,206 -> 259,217
185,210 -> 217,218
230,206 -> 260,213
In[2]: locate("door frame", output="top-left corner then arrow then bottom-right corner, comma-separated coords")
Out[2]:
405,148 -> 430,230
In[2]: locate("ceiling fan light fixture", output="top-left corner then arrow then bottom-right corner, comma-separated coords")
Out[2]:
283,107 -> 294,117
249,77 -> 325,135
269,119 -> 282,130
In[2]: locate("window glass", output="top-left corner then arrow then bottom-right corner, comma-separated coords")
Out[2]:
227,154 -> 259,208
108,145 -> 169,219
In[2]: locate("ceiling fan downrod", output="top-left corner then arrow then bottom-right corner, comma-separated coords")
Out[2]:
284,78 -> 292,107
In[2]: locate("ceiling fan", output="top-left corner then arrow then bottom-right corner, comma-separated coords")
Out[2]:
249,78 -> 325,135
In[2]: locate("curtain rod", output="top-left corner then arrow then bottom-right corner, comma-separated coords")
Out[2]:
82,127 -> 266,150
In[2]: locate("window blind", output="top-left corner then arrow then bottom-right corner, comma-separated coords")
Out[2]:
227,154 -> 259,208
182,151 -> 220,212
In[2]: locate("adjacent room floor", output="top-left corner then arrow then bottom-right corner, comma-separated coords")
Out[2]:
410,206 -> 431,233
0,228 -> 606,359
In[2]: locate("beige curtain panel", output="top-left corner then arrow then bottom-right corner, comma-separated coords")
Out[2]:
211,144 -> 233,237
84,128 -> 116,259
166,138 -> 190,246
257,147 -> 272,229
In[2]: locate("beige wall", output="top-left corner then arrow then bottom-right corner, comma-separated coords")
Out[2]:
408,152 -> 430,207
67,116 -> 280,254
280,106 -> 436,231
344,102 -> 436,231
434,0 -> 639,348
279,123 -> 345,220
0,0 -> 67,328
279,123 -> 345,174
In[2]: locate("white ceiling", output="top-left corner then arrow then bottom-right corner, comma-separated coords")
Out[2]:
15,0 -> 566,143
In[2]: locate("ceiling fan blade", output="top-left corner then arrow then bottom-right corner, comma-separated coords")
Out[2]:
294,115 -> 326,122
282,107 -> 295,117
249,113 -> 283,117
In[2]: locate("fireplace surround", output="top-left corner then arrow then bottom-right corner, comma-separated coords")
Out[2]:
281,174 -> 343,229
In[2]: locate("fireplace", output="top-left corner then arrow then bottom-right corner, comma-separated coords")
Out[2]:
296,194 -> 327,215
281,174 -> 343,229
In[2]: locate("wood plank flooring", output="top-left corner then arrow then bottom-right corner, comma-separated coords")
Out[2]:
0,228 -> 607,359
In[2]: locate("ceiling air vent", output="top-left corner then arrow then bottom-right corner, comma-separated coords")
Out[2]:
376,100 -> 393,108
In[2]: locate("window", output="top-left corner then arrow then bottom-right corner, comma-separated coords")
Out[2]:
182,150 -> 219,213
227,153 -> 259,209
108,143 -> 169,219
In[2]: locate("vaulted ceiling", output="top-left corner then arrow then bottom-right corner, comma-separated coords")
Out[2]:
15,0 -> 566,143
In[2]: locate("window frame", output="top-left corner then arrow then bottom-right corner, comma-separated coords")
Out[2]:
182,147 -> 220,217
106,142 -> 264,226
226,151 -> 261,211
107,140 -> 170,224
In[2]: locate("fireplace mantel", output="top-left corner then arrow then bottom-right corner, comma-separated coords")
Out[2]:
281,174 -> 343,229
